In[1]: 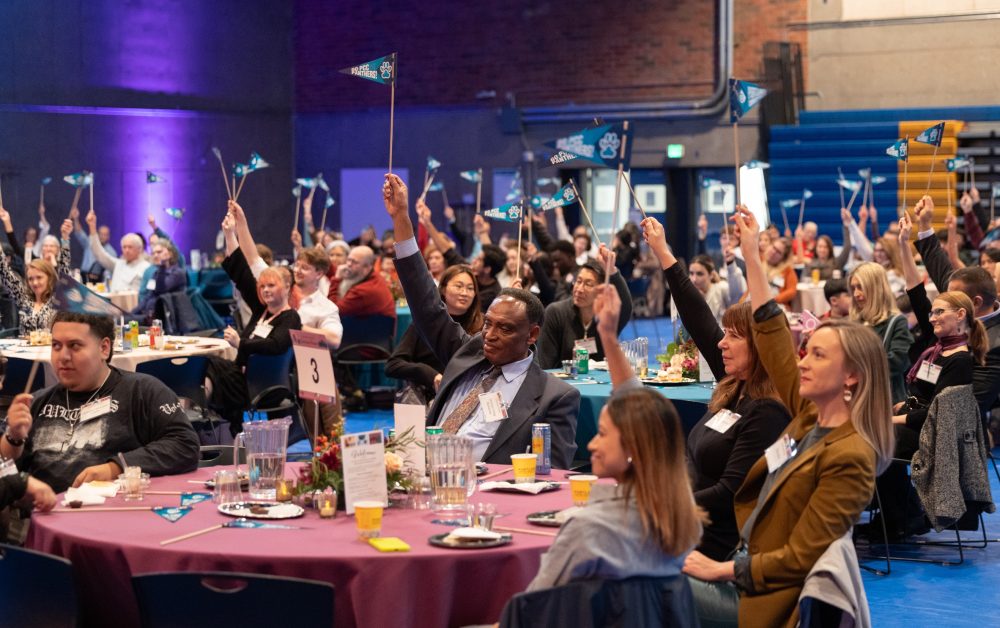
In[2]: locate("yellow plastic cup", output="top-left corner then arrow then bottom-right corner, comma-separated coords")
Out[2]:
353,501 -> 384,538
510,453 -> 538,484
569,474 -> 598,507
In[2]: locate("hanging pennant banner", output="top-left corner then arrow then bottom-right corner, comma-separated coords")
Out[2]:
339,53 -> 397,85
886,139 -> 909,161
914,122 -> 945,147
729,79 -> 768,123
545,123 -> 632,169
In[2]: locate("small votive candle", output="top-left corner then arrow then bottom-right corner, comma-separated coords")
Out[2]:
275,478 -> 294,503
318,487 -> 337,518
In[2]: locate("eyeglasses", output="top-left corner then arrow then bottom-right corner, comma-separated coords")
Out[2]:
929,308 -> 956,318
447,283 -> 475,295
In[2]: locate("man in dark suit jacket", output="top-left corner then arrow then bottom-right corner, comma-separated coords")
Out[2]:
914,196 -> 1000,420
383,174 -> 580,468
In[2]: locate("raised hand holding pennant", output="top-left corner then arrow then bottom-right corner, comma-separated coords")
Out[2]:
340,52 -> 397,172
729,79 -> 767,208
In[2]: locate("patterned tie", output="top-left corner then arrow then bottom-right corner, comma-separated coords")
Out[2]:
441,366 -> 504,434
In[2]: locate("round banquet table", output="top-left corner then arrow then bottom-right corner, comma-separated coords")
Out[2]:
27,463 -> 573,628
793,281 -> 830,316
553,369 -> 714,462
0,337 -> 237,387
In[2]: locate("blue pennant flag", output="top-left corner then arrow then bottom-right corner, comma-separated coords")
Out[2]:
729,79 -> 768,123
426,156 -> 441,176
746,160 -> 770,169
146,171 -> 165,184
154,507 -> 192,523
886,139 -> 908,162
427,181 -> 444,192
946,156 -> 971,171
505,171 -> 523,202
540,183 -> 578,211
63,171 -> 93,188
324,195 -> 335,209
52,276 -> 125,316
211,147 -> 223,161
460,170 -> 481,183
530,195 -> 546,209
535,177 -> 556,187
803,189 -> 813,200
179,492 -> 211,507
545,123 -> 631,169
858,168 -> 871,179
316,174 -> 329,193
870,175 -> 887,186
836,178 -> 862,192
700,178 -> 723,188
296,177 -> 320,189
780,199 -> 800,209
292,186 -> 302,198
915,122 -> 945,147
164,208 -> 185,221
232,163 -> 249,178
339,52 -> 397,85
41,177 -> 52,185
248,152 -> 270,172
484,200 -> 525,223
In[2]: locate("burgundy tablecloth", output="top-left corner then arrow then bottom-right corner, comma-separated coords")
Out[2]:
27,464 -> 571,628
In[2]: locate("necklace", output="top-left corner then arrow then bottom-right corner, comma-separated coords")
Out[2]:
61,369 -> 113,450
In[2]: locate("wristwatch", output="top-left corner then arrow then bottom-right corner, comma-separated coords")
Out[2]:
4,432 -> 26,447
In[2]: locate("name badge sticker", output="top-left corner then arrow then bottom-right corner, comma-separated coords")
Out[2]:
80,396 -> 112,423
916,361 -> 942,385
575,337 -> 598,355
765,434 -> 797,473
705,409 -> 740,434
0,458 -> 17,478
479,392 -> 508,423
252,321 -> 273,339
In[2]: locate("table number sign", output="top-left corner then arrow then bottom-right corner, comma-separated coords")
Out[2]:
290,330 -> 337,403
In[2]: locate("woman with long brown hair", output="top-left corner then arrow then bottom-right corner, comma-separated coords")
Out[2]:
683,207 -> 893,627
641,216 -> 791,562
386,264 -> 483,402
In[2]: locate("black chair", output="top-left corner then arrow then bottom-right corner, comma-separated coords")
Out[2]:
337,314 -> 396,365
0,327 -> 20,339
499,575 -> 699,628
0,356 -> 46,397
0,543 -> 78,627
132,571 -> 333,628
196,268 -> 236,318
136,356 -> 225,444
199,445 -> 247,468
245,349 -> 307,445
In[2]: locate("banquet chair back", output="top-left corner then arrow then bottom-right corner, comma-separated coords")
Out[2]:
498,575 -> 698,628
136,356 -> 225,444
0,356 -> 46,398
199,445 -> 247,467
337,314 -> 396,364
245,350 -> 308,445
133,572 -> 333,628
0,543 -> 78,627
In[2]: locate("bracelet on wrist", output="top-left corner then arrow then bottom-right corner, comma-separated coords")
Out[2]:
5,432 -> 26,447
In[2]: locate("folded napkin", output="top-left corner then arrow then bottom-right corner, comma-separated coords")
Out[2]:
589,360 -> 608,371
446,526 -> 503,542
81,481 -> 119,497
61,483 -> 118,506
479,481 -> 554,495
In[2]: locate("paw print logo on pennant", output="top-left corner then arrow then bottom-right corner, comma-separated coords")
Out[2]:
380,61 -> 393,80
598,132 -> 620,160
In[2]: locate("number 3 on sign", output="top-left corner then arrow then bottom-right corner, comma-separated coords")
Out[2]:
289,330 -> 337,402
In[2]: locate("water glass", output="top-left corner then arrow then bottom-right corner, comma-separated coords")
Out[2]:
123,466 -> 144,501
408,476 -> 433,510
475,502 -> 497,531
213,470 -> 244,505
428,434 -> 476,513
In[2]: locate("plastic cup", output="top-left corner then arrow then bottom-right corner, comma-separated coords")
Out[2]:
123,466 -> 144,501
213,470 -> 244,505
154,335 -> 166,350
569,474 -> 598,507
354,501 -> 384,538
510,453 -> 538,484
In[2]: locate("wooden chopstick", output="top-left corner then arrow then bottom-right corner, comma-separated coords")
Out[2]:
493,525 -> 558,538
479,466 -> 513,481
54,506 -> 153,512
145,491 -> 186,495
160,524 -> 225,546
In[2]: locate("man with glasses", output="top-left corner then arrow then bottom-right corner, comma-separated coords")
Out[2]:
536,257 -> 633,369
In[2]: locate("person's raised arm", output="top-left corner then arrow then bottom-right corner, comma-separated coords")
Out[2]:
417,198 -> 457,256
221,212 -> 238,257
86,210 -> 117,270
553,205 -> 571,242
57,219 -> 72,277
843,207 -> 873,261
912,195 -> 954,293
473,214 -> 491,246
960,192 -> 985,249
594,284 -> 639,390
897,213 -> 922,290
944,213 -> 965,270
228,200 -> 262,268
0,207 -> 23,260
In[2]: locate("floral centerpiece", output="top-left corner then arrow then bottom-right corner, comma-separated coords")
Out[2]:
654,326 -> 700,380
295,420 -> 417,508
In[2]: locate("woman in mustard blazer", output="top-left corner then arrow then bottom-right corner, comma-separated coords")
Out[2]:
683,207 -> 894,628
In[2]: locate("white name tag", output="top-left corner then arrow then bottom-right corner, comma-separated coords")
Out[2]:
251,321 -> 273,339
916,360 -> 942,385
705,409 -> 740,434
765,434 -> 797,473
146,278 -> 156,291
80,396 -> 112,423
0,458 -> 17,478
479,391 -> 508,423
575,337 -> 598,355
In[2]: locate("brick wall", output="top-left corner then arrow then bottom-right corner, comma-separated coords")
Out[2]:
295,0 -> 807,112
